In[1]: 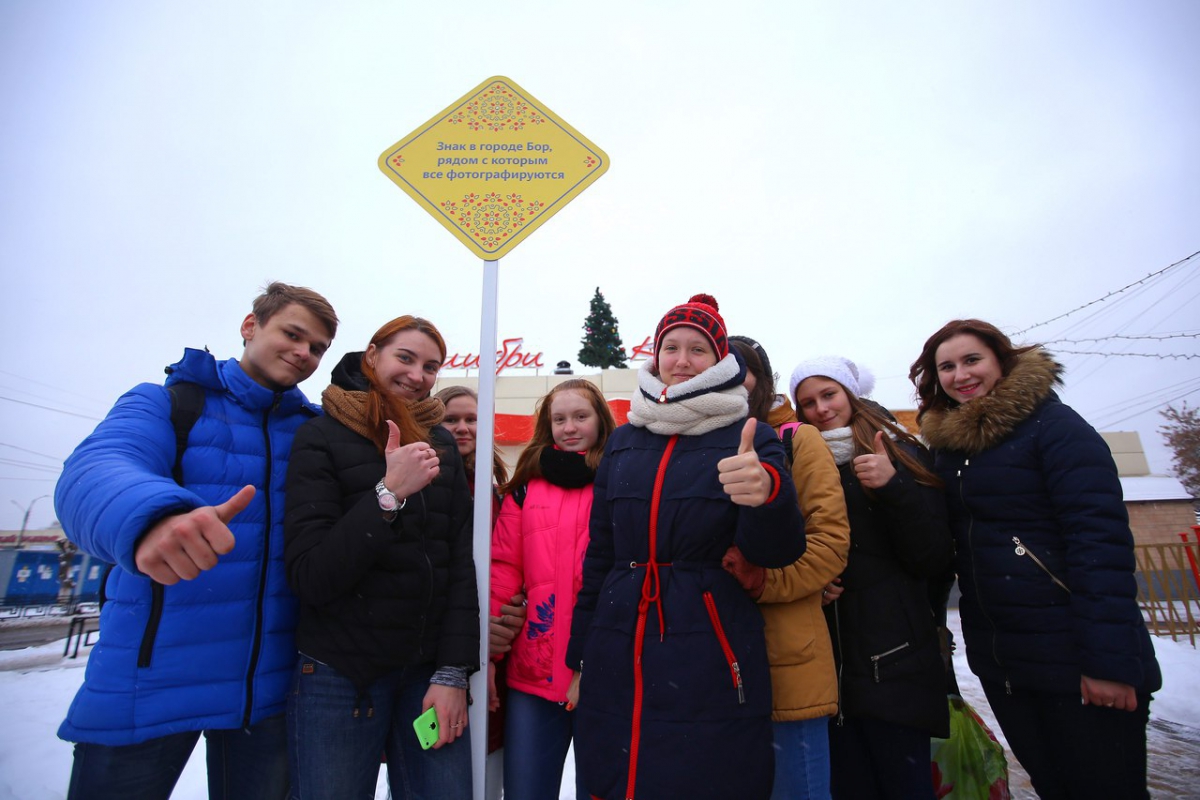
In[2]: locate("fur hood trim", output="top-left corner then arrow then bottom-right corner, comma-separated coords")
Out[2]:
919,348 -> 1064,455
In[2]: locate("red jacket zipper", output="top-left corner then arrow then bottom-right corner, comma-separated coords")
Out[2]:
702,591 -> 746,704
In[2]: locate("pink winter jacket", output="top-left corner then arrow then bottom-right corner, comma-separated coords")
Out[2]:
490,477 -> 593,703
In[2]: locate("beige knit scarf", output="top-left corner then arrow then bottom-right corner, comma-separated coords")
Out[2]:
321,384 -> 444,444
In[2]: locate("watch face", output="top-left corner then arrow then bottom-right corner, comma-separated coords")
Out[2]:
376,482 -> 399,511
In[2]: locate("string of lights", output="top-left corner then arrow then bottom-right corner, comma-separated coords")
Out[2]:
1053,350 -> 1199,360
1042,333 -> 1200,345
1013,250 -> 1199,336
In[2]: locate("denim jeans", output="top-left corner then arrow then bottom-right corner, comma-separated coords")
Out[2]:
770,717 -> 831,800
286,656 -> 471,800
502,688 -> 586,800
66,713 -> 288,800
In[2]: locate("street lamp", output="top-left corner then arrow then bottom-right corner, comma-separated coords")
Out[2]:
11,495 -> 50,549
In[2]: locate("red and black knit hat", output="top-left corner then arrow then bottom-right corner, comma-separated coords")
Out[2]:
653,293 -> 729,360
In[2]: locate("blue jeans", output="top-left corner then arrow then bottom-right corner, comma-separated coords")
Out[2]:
503,688 -> 586,800
770,717 -> 831,800
286,657 -> 471,800
66,713 -> 288,800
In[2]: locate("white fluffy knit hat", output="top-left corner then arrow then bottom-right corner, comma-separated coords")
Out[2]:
789,356 -> 876,400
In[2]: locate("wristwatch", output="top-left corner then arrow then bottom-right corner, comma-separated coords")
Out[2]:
375,480 -> 405,520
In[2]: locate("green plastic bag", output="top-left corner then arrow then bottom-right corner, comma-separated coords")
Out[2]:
930,695 -> 1010,800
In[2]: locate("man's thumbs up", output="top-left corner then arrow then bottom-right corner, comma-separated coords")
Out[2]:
135,484 -> 255,585
719,419 -> 772,507
214,484 -> 256,529
852,430 -> 896,489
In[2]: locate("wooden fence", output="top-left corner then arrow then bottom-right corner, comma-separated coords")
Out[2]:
1136,541 -> 1200,647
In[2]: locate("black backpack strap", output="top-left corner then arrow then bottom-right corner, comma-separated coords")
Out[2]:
100,381 -> 205,610
166,382 -> 205,486
778,422 -> 800,470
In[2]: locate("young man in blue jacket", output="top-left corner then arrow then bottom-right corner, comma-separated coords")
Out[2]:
54,282 -> 338,800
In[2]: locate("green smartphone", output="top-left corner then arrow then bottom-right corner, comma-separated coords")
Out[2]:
413,706 -> 439,750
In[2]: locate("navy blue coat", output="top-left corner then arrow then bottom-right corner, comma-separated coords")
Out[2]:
567,419 -> 806,800
55,350 -> 317,745
920,352 -> 1160,697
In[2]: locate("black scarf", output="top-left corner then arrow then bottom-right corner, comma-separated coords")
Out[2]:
539,447 -> 596,489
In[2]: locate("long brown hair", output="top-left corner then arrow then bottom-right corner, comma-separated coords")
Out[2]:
361,316 -> 446,452
730,338 -> 776,422
502,379 -> 617,495
795,377 -> 942,489
909,319 -> 1038,421
434,385 -> 510,487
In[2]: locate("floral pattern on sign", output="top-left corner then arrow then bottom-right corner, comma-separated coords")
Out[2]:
439,192 -> 547,250
446,83 -> 546,133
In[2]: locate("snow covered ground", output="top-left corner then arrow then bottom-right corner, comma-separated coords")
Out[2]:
1,610 -> 1197,799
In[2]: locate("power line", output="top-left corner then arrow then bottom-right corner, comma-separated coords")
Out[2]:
0,458 -> 61,473
1013,250 -> 1200,336
0,443 -> 63,462
1085,376 -> 1200,417
1096,384 -> 1200,428
0,395 -> 103,421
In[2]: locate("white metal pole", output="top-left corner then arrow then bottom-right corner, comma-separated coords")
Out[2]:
471,258 -> 500,800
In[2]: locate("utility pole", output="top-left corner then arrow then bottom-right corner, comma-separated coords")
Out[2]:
12,495 -> 49,549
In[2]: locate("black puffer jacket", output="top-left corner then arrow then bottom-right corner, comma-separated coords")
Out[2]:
825,443 -> 953,737
284,353 -> 478,690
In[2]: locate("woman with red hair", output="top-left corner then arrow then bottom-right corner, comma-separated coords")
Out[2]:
284,315 -> 478,799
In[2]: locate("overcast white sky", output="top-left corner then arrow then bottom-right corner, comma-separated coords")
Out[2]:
2,0 -> 1197,530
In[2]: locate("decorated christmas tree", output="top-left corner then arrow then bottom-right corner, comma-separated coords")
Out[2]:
578,287 -> 628,369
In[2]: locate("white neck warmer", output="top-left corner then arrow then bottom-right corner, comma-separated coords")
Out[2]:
628,355 -> 749,436
820,427 -> 856,466
820,425 -> 900,466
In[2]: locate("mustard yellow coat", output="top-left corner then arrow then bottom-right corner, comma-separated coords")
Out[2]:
759,420 -> 850,722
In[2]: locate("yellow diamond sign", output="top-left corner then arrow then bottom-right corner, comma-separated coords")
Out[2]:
378,76 -> 610,258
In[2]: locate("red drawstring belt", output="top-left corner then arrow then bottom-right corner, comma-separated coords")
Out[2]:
625,434 -> 678,800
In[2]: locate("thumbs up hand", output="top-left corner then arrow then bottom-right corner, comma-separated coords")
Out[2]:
852,431 -> 896,489
383,419 -> 441,500
718,418 -> 772,507
135,484 -> 256,585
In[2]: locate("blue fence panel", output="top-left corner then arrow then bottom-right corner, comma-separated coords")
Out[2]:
4,551 -> 61,604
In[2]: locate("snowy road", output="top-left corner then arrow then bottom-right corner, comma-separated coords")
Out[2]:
1,610 -> 1196,799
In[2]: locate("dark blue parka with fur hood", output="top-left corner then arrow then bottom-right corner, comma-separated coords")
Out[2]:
919,349 -> 1160,697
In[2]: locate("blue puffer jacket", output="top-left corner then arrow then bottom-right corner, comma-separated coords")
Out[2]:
55,349 -> 319,745
567,418 -> 806,800
919,349 -> 1160,697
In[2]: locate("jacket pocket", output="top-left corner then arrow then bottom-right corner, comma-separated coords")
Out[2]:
1011,537 -> 1071,595
869,640 -> 912,683
137,582 -> 165,668
702,591 -> 745,704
